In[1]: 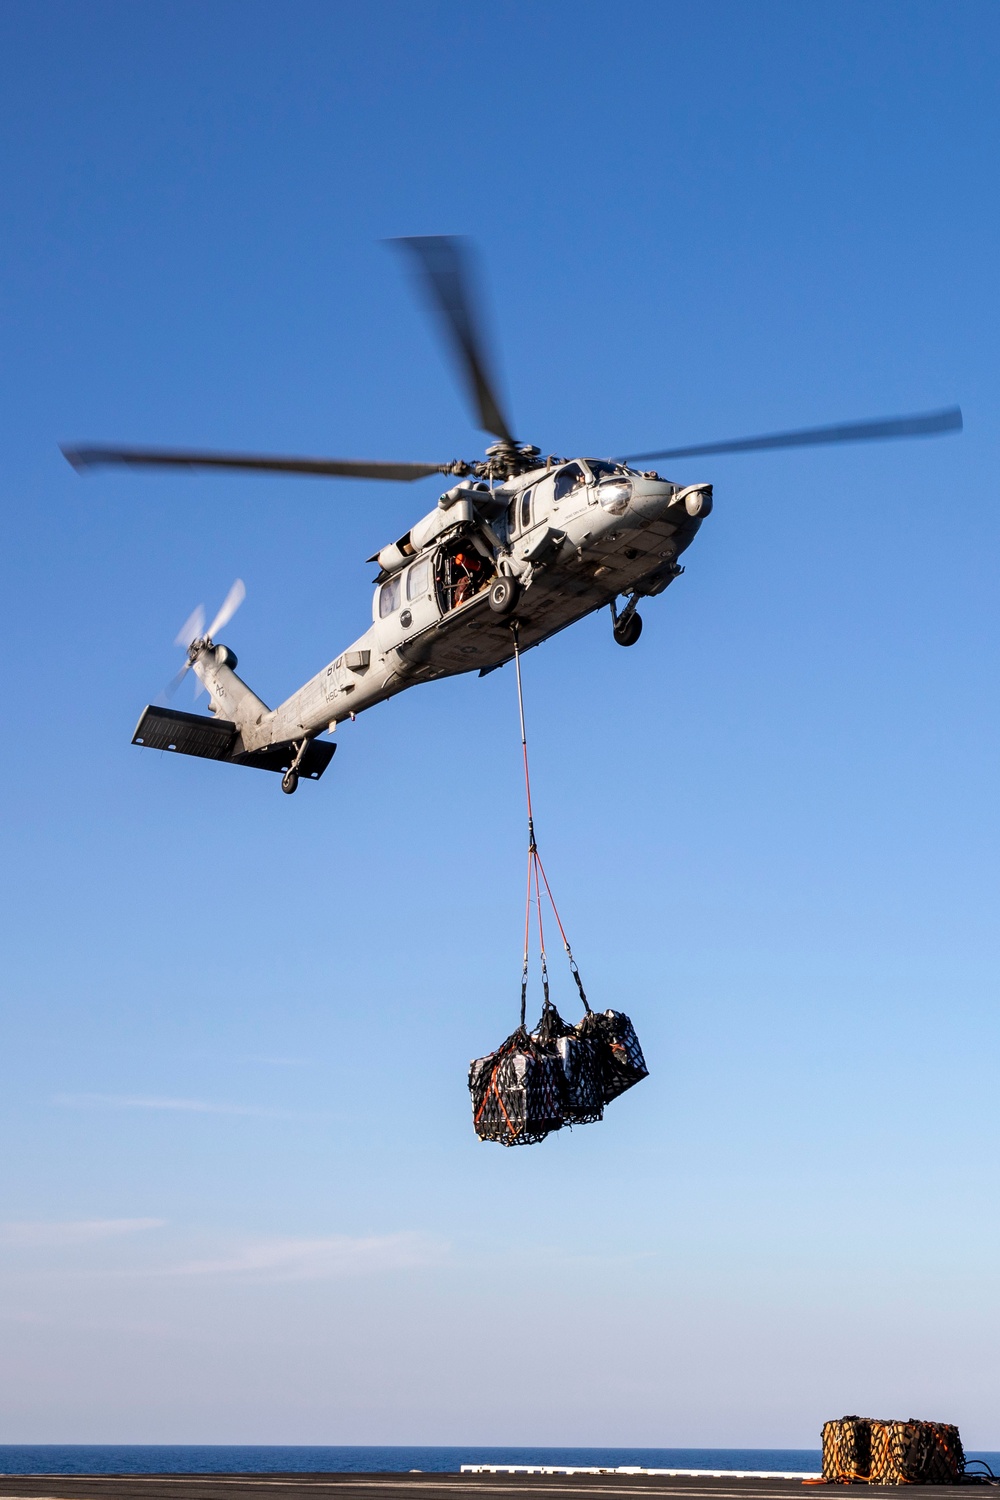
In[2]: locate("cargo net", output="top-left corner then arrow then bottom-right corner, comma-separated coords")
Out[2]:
821,1417 -> 965,1486
470,1005 -> 648,1146
468,625 -> 649,1146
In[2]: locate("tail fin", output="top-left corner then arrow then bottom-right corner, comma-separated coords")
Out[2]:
191,642 -> 269,730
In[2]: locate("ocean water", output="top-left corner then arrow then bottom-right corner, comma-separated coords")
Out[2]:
1,1446 -> 997,1477
0,1447 -> 821,1475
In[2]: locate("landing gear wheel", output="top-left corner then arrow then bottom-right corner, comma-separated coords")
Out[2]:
488,576 -> 520,614
281,770 -> 299,795
613,612 -> 643,647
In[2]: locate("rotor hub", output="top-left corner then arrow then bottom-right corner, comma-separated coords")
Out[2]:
477,441 -> 543,480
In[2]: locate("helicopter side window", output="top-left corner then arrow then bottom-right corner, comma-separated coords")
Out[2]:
379,575 -> 401,617
406,556 -> 431,600
520,487 -> 533,530
553,463 -> 586,502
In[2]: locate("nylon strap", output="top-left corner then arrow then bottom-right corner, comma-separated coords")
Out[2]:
512,624 -> 590,1023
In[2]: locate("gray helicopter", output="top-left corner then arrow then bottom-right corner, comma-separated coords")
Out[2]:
63,237 -> 962,794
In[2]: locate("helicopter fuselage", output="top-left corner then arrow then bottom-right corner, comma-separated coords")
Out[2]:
190,458 -> 712,763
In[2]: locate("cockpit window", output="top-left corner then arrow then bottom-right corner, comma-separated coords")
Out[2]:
587,459 -> 625,481
553,463 -> 587,502
520,487 -> 533,529
379,575 -> 401,617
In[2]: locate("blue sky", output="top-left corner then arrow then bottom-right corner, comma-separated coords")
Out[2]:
1,0 -> 999,1447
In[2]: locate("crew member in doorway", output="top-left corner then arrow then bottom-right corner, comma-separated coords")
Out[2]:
453,549 -> 484,607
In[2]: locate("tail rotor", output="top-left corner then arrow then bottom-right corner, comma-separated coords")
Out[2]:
163,580 -> 245,700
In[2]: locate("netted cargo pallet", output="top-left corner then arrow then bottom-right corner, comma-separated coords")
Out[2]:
578,1008 -> 650,1102
533,1004 -> 605,1124
469,1027 -> 567,1146
821,1416 -> 964,1485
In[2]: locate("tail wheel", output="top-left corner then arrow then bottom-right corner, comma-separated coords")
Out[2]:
488,576 -> 520,614
613,612 -> 643,647
281,770 -> 299,795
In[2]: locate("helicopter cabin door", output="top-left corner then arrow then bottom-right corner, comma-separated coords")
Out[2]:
373,552 -> 439,654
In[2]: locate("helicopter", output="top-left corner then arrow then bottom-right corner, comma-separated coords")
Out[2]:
63,236 -> 962,795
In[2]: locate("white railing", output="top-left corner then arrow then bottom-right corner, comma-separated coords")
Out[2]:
459,1467 -> 818,1480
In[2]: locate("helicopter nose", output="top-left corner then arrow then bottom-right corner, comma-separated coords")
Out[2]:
626,478 -> 682,522
632,479 -> 712,523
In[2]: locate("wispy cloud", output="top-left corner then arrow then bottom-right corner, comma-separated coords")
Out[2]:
54,1093 -> 303,1118
165,1231 -> 448,1282
0,1218 -> 165,1247
0,1219 -> 446,1284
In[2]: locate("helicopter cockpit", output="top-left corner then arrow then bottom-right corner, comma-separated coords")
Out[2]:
552,461 -> 588,501
549,458 -> 630,501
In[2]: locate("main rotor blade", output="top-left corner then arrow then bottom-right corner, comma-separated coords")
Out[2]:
623,406 -> 963,464
206,578 -> 245,642
391,235 -> 516,446
61,445 -> 456,482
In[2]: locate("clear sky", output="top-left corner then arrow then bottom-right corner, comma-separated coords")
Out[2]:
1,0 -> 998,1449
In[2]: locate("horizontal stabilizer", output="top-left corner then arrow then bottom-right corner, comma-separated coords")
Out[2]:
132,706 -> 336,781
232,741 -> 336,779
133,705 -> 236,759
